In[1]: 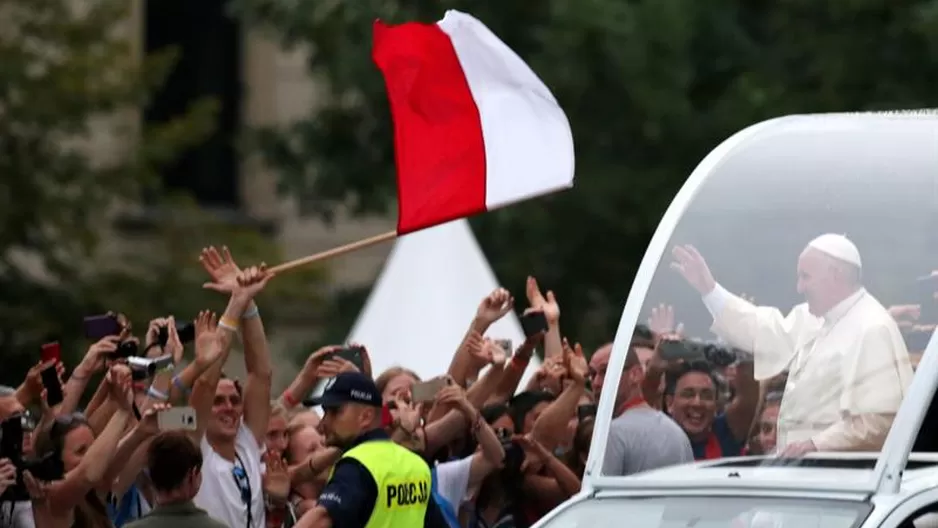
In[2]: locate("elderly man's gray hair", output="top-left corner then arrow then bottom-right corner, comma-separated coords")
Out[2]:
0,385 -> 17,397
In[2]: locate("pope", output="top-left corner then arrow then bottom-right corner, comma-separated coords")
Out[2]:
671,233 -> 914,456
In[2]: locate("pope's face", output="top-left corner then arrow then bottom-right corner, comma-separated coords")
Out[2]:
797,249 -> 835,316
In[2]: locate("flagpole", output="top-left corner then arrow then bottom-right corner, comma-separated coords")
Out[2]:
268,230 -> 398,274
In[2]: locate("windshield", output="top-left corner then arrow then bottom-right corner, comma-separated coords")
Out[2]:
540,496 -> 870,528
595,112 -> 938,477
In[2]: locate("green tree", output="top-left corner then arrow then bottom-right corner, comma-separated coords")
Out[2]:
234,0 -> 938,348
0,0 -> 325,386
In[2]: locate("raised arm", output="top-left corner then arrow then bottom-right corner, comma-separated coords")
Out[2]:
60,337 -> 115,415
199,246 -> 273,444
47,365 -> 134,510
446,288 -> 514,387
189,309 -> 237,441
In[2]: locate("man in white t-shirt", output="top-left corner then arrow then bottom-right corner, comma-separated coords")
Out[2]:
191,260 -> 275,528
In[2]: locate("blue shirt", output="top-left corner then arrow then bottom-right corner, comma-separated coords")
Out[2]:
317,429 -> 448,528
690,413 -> 743,460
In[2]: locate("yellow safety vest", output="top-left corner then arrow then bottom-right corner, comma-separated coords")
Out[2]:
338,439 -> 431,528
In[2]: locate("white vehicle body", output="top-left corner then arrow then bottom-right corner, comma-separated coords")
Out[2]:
536,111 -> 938,528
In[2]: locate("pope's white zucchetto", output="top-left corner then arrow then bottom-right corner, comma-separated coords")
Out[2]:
807,233 -> 862,268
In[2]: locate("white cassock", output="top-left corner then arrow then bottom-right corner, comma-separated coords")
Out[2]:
702,285 -> 913,451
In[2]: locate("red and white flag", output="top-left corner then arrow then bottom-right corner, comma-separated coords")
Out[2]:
373,10 -> 575,235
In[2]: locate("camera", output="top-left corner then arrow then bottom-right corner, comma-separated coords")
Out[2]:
157,320 -> 195,348
0,414 -> 64,502
701,343 -> 737,368
127,354 -> 174,381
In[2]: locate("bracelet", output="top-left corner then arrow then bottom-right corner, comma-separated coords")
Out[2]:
171,375 -> 191,396
242,304 -> 260,320
219,315 -> 240,331
70,370 -> 91,381
509,357 -> 529,371
147,386 -> 169,402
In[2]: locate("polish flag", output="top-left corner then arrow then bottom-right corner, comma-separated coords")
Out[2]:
373,10 -> 575,235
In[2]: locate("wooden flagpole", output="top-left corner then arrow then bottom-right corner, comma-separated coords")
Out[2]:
268,230 -> 398,274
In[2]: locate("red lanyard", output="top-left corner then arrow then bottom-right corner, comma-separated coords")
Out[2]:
617,396 -> 646,416
702,432 -> 722,460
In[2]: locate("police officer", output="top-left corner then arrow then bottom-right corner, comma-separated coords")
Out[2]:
296,372 -> 446,528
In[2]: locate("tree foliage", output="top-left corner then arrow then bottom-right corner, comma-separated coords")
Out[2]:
0,0 -> 325,385
234,0 -> 938,348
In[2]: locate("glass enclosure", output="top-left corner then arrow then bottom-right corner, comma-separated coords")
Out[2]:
597,112 -> 938,477
539,496 -> 870,528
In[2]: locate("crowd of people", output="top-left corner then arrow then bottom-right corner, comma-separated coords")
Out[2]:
0,232 -> 928,528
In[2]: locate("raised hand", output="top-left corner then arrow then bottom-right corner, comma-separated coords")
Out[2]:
84,336 -> 120,372
485,339 -> 508,366
139,403 -> 171,436
476,288 -> 514,327
106,364 -> 134,410
648,303 -> 684,336
200,246 -> 242,294
392,398 -> 423,434
671,245 -> 717,295
526,276 -> 560,325
263,452 -> 291,503
233,265 -> 274,300
316,356 -> 359,378
562,339 -> 588,385
194,311 -> 225,367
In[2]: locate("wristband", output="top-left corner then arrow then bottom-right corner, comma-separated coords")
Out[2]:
242,304 -> 260,320
147,386 -> 169,402
219,316 -> 240,332
171,375 -> 191,396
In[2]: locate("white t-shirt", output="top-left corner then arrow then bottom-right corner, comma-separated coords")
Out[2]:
434,456 -> 473,511
194,422 -> 266,528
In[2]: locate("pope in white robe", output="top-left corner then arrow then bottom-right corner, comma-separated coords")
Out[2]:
671,233 -> 913,455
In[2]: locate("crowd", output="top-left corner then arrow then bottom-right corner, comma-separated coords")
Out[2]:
0,232 -> 927,528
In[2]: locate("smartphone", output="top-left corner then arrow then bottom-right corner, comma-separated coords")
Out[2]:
83,314 -> 122,340
520,311 -> 548,338
330,346 -> 365,371
495,339 -> 513,357
411,376 -> 451,403
157,407 -> 197,431
158,321 -> 195,347
40,364 -> 64,407
577,403 -> 597,421
40,342 -> 61,363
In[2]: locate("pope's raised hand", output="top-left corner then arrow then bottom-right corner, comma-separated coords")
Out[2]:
671,245 -> 716,295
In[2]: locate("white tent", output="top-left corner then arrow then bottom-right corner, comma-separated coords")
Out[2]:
341,219 -> 541,391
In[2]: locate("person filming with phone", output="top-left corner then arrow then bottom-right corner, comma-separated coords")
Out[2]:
672,233 -> 914,456
296,371 -> 447,528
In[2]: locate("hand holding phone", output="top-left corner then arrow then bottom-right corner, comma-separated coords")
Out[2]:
521,311 -> 549,338
330,346 -> 365,372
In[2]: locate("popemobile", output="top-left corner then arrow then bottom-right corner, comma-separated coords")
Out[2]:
533,110 -> 938,528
